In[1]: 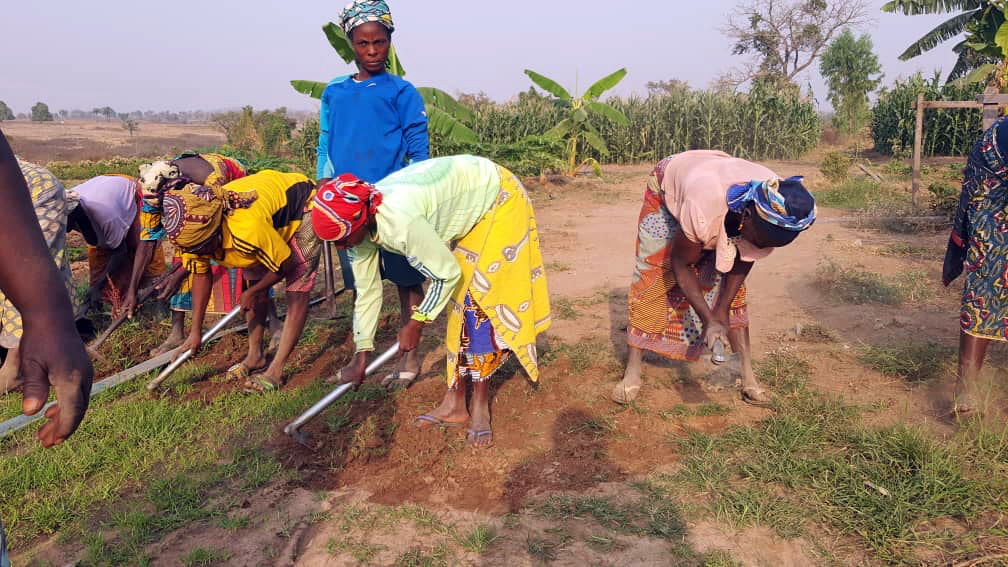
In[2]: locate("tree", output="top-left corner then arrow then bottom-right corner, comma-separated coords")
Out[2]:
820,29 -> 883,135
645,79 -> 691,97
31,102 -> 53,122
291,21 -> 476,143
101,106 -> 116,121
523,68 -> 630,178
0,101 -> 13,121
725,0 -> 870,84
882,1 -> 1005,84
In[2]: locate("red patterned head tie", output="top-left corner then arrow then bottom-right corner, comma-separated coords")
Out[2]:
311,174 -> 383,241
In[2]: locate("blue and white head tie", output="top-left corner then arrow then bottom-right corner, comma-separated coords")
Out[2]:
340,0 -> 394,35
726,176 -> 816,231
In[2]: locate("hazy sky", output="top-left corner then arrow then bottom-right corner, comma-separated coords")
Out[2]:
1,1 -> 958,114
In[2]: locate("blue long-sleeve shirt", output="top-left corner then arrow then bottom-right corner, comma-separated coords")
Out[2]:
316,73 -> 429,183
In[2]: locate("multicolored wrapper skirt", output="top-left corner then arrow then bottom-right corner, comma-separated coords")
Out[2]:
626,160 -> 747,361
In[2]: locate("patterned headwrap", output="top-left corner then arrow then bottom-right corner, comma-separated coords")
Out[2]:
138,161 -> 189,208
161,182 -> 259,249
311,174 -> 383,241
339,0 -> 394,34
726,176 -> 816,231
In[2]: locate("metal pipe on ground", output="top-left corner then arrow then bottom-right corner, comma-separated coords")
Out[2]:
145,306 -> 244,391
284,341 -> 399,449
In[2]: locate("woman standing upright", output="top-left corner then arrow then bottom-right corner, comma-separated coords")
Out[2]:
317,0 -> 430,388
613,150 -> 816,406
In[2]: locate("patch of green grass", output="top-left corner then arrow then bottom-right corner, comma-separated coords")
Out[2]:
525,533 -> 561,562
700,550 -> 743,567
181,548 -> 230,567
327,536 -> 386,564
215,514 -> 251,531
877,242 -> 931,258
585,533 -> 627,552
815,260 -> 931,305
815,178 -> 909,210
552,297 -> 579,320
714,488 -> 804,538
540,339 -> 617,373
565,415 -> 616,436
393,545 -> 452,567
453,523 -> 498,553
860,342 -> 954,383
66,245 -> 87,262
0,375 -> 329,551
297,321 -> 322,346
661,403 -> 730,419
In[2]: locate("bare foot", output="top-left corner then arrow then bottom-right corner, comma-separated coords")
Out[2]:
612,347 -> 643,404
152,334 -> 185,357
417,387 -> 468,429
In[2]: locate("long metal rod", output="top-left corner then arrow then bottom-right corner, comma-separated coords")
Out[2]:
146,306 -> 243,391
284,341 -> 399,437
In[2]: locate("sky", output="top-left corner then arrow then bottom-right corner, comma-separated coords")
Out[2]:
0,1 -> 960,115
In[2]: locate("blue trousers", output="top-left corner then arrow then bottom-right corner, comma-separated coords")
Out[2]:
1,517 -> 9,567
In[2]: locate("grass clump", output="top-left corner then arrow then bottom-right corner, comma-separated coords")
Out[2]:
453,523 -> 498,553
394,546 -> 452,567
820,150 -> 852,183
815,260 -> 932,305
552,297 -> 579,320
860,342 -> 954,382
327,536 -> 386,564
815,178 -> 908,210
181,548 -> 231,566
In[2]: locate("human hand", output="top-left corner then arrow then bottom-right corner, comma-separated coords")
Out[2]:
397,319 -> 425,352
174,333 -> 202,360
155,269 -> 187,301
701,318 -> 729,351
239,289 -> 264,314
19,317 -> 94,447
122,290 -> 138,319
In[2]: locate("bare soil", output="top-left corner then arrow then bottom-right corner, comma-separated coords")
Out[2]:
1,120 -> 224,162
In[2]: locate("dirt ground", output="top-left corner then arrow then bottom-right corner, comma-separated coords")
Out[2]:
1,120 -> 224,162
13,147 -> 990,566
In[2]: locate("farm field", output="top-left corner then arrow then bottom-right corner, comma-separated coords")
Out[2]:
3,127 -> 1008,566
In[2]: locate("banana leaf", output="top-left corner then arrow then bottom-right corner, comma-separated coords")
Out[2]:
584,68 -> 627,101
581,123 -> 609,156
523,70 -> 573,100
586,101 -> 629,126
427,106 -> 477,143
290,80 -> 328,99
418,87 -> 475,125
544,117 -> 574,140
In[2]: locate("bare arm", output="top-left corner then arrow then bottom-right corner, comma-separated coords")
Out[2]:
124,239 -> 157,316
0,129 -> 93,446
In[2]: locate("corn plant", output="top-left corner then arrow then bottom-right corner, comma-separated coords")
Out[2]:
870,71 -> 984,156
523,68 -> 629,177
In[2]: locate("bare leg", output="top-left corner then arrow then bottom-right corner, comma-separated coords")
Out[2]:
241,286 -> 269,372
727,324 -> 769,404
417,377 -> 470,427
954,330 -> 989,413
398,284 -> 424,375
611,346 -> 643,403
256,291 -> 309,386
152,311 -> 187,356
467,378 -> 493,448
266,295 -> 282,353
0,347 -> 20,394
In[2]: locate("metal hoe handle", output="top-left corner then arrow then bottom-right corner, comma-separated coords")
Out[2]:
284,341 -> 400,437
146,306 -> 244,390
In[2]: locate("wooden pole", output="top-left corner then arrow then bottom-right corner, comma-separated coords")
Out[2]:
912,93 -> 924,213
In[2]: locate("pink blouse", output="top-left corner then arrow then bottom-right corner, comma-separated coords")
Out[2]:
661,150 -> 777,273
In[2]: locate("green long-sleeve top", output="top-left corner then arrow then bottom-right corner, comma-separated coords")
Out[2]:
350,155 -> 501,351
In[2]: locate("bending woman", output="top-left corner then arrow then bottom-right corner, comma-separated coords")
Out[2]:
613,150 -> 815,405
943,115 -> 1008,416
312,155 -> 551,448
127,153 -> 256,356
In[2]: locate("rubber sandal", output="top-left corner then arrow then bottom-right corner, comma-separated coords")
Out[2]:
741,386 -> 773,408
415,414 -> 464,429
610,382 -> 641,404
382,370 -> 418,389
227,362 -> 266,382
466,428 -> 494,449
242,376 -> 281,394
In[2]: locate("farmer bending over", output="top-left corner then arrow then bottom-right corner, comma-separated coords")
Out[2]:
162,170 -> 321,393
613,150 -> 816,406
312,155 -> 551,448
128,154 -> 280,358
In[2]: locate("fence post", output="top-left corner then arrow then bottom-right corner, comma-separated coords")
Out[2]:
912,93 -> 924,213
982,86 -> 1000,131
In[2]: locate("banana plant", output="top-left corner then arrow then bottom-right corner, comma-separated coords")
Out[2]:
523,68 -> 629,177
292,22 -> 476,143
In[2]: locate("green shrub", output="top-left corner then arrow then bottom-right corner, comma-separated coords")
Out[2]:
820,151 -> 852,183
46,156 -> 155,180
927,182 -> 959,215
